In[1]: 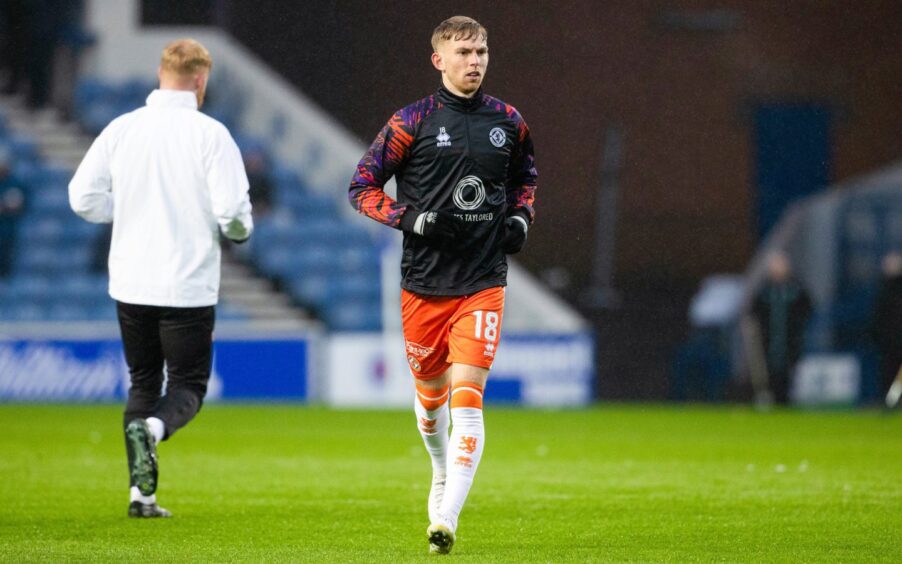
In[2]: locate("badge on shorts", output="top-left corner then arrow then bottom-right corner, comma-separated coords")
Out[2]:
407,355 -> 421,371
489,127 -> 506,148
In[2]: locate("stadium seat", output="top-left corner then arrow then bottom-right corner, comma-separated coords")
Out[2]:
288,274 -> 331,305
322,299 -> 382,331
255,247 -> 295,278
29,187 -> 71,214
5,303 -> 46,322
6,135 -> 40,163
16,245 -> 92,275
58,273 -> 109,306
74,78 -> 117,114
217,301 -> 249,321
278,189 -> 337,218
271,164 -> 307,193
86,300 -> 117,321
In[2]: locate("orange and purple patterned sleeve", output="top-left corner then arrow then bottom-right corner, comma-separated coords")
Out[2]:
348,111 -> 415,229
506,107 -> 537,223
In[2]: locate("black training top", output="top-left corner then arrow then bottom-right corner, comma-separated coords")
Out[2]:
349,87 -> 537,296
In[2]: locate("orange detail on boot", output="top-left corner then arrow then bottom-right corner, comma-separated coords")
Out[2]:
450,381 -> 484,409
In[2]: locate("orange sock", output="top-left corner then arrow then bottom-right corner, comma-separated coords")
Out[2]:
415,381 -> 450,411
450,381 -> 483,409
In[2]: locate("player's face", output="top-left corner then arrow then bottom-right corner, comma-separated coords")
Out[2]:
432,35 -> 489,98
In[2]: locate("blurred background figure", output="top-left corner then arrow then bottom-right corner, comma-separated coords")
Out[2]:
751,252 -> 812,405
871,252 -> 902,400
242,145 -> 273,220
0,0 -> 91,111
0,146 -> 27,277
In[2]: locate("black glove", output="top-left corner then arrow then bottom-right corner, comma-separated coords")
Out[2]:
399,208 -> 463,241
500,214 -> 528,254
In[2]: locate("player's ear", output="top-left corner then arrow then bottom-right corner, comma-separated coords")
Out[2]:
431,51 -> 444,72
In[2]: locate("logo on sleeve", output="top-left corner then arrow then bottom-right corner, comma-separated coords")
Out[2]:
436,126 -> 452,147
489,127 -> 506,148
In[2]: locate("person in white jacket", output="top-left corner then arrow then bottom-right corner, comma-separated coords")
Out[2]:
69,38 -> 253,518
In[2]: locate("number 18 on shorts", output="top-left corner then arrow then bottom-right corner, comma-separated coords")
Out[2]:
401,286 -> 506,380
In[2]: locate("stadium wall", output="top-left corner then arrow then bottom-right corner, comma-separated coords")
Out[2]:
0,327 -> 594,406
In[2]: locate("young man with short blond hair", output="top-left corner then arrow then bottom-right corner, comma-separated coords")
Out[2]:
349,15 -> 537,555
69,38 -> 253,518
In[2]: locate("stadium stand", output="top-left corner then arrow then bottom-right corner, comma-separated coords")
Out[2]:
0,96 -> 277,325
0,72 -> 384,331
82,75 -> 383,330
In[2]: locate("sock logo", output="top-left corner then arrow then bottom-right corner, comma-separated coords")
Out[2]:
454,455 -> 474,468
459,436 -> 478,454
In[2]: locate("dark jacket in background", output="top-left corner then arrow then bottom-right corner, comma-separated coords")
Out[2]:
871,274 -> 902,393
752,280 -> 812,403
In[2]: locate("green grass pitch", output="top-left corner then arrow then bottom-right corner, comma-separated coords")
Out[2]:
1,404 -> 900,562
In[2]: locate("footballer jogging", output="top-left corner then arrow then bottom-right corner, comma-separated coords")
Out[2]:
348,15 -> 537,555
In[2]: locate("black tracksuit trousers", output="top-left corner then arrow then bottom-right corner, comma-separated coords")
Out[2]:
116,301 -> 215,485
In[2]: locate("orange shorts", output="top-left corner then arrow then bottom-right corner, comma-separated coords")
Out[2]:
401,286 -> 505,380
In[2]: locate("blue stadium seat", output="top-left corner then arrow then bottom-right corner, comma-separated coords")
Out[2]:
255,247 -> 295,278
293,245 -> 336,272
291,219 -> 349,244
86,300 -> 117,321
4,303 -> 47,322
119,78 -> 154,108
58,273 -> 109,306
288,274 -> 331,305
326,273 -> 381,302
278,190 -> 337,218
271,164 -> 307,193
217,301 -> 249,321
32,165 -> 73,189
16,245 -> 92,275
233,133 -> 270,157
47,303 -> 93,321
6,135 -> 40,163
29,187 -> 70,214
322,299 -> 382,331
74,78 -> 116,113
10,159 -> 41,186
334,242 -> 381,273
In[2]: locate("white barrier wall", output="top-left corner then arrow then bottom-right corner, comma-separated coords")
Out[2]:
324,332 -> 595,408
